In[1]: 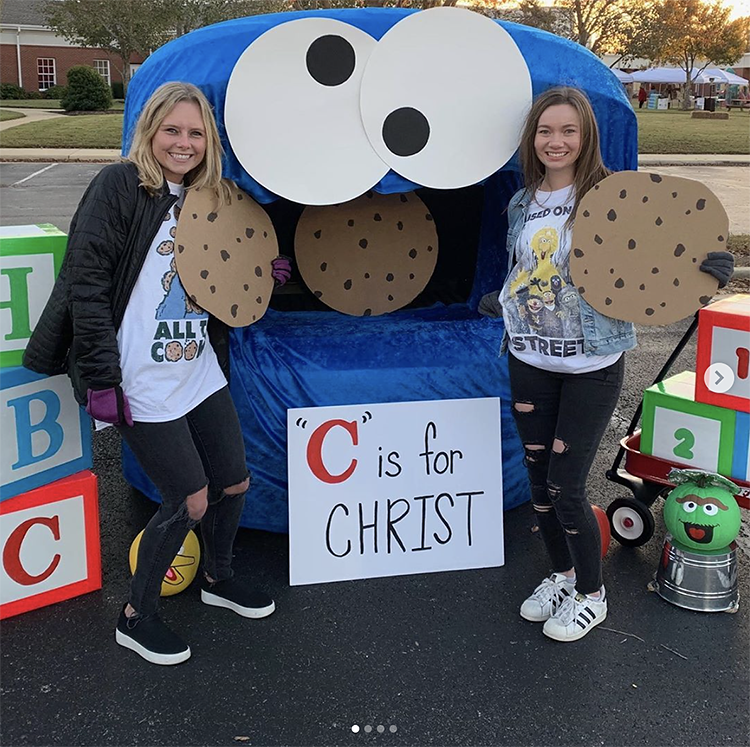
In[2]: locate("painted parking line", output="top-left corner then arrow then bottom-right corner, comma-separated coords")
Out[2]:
11,163 -> 57,187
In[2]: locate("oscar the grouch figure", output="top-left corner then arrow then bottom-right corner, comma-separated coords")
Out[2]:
663,469 -> 741,553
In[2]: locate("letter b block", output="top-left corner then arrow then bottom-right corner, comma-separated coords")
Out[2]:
1,366 -> 92,501
0,224 -> 67,368
0,470 -> 100,619
641,370 -> 738,476
695,294 -> 750,413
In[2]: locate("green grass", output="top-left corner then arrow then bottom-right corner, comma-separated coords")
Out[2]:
636,107 -> 750,154
0,114 -> 123,148
0,99 -> 125,110
0,110 -> 25,122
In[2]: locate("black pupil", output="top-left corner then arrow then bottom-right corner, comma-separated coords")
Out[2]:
382,107 -> 430,157
306,35 -> 356,87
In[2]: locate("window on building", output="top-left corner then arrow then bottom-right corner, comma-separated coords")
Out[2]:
94,60 -> 111,86
37,58 -> 56,91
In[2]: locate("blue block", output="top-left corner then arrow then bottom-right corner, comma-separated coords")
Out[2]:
733,411 -> 750,482
0,366 -> 92,501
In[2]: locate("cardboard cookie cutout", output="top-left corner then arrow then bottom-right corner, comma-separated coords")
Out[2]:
295,191 -> 438,316
174,185 -> 279,327
570,172 -> 726,326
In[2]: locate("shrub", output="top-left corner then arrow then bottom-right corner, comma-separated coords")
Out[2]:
111,81 -> 124,99
61,65 -> 112,112
43,85 -> 67,100
25,90 -> 43,100
0,82 -> 26,99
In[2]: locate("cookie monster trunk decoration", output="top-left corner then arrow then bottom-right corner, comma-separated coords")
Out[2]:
655,468 -> 742,613
121,7 -> 637,532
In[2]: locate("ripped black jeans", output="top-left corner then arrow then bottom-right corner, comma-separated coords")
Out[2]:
508,354 -> 624,594
117,386 -> 249,617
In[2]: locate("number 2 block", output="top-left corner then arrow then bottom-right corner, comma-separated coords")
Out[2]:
641,371 -> 736,475
695,293 -> 750,413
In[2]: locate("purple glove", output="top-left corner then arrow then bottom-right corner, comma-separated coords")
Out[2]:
271,255 -> 292,287
86,386 -> 133,427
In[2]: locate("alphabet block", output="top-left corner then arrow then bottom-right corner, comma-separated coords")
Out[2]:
641,370 -> 737,476
0,224 -> 67,368
695,293 -> 750,413
1,366 -> 91,502
0,470 -> 100,620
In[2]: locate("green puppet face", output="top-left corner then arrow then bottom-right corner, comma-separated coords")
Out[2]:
664,469 -> 741,553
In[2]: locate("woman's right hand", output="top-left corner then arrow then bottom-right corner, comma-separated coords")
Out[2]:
85,385 -> 134,427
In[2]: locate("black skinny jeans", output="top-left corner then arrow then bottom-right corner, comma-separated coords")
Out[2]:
508,354 -> 624,594
117,386 -> 249,617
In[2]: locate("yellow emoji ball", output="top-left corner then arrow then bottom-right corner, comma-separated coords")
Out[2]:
129,529 -> 201,596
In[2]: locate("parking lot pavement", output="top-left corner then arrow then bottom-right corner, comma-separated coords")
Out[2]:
0,162 -> 748,747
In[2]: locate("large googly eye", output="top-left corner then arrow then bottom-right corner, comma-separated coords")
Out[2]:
682,501 -> 698,513
702,504 -> 719,517
359,8 -> 532,190
225,19 -> 388,205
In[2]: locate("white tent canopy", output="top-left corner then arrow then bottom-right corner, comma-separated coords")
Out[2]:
632,67 -> 749,86
611,68 -> 634,83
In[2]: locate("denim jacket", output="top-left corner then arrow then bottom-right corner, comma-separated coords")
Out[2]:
500,187 -> 637,356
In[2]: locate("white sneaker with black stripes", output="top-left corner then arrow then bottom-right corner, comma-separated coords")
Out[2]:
542,587 -> 607,642
520,573 -> 576,622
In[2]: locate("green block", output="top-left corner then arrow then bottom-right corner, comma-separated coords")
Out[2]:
0,224 -> 67,368
641,370 -> 736,476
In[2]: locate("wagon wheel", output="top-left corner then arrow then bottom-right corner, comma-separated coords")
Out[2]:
607,497 -> 655,547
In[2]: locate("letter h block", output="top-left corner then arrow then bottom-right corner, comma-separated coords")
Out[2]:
1,366 -> 92,502
0,470 -> 101,619
641,371 -> 738,477
695,294 -> 750,414
0,224 -> 67,368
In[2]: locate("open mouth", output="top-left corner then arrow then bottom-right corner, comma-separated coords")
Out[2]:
545,151 -> 569,159
169,153 -> 193,162
681,520 -> 716,544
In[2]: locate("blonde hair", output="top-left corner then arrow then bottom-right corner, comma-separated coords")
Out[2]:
518,86 -> 610,226
127,81 -> 230,204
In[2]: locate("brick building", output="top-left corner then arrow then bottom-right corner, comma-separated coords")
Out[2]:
0,0 -> 144,94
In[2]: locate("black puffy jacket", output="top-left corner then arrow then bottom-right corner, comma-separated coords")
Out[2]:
23,161 -> 229,403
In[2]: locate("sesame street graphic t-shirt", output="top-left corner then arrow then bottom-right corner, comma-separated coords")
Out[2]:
117,182 -> 226,422
500,185 -> 621,374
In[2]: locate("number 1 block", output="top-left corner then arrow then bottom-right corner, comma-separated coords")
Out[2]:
0,225 -> 67,369
695,293 -> 750,413
641,370 -> 737,475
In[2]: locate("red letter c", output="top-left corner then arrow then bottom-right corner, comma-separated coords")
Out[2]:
3,516 -> 62,586
306,419 -> 359,484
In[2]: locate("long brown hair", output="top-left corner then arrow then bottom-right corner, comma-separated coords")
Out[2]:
518,86 -> 610,226
127,81 -> 230,204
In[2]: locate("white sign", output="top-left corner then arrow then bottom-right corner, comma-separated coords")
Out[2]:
287,397 -> 503,586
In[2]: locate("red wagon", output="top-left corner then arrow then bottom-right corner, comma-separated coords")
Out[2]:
604,313 -> 749,546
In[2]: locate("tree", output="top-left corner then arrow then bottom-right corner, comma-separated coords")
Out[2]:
159,0 -> 287,37
640,0 -> 749,108
44,0 -> 174,93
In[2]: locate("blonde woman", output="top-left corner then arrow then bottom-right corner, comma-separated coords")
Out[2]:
25,82 -> 289,665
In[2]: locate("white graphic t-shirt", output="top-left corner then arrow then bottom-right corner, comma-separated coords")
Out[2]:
500,185 -> 621,374
117,182 -> 227,422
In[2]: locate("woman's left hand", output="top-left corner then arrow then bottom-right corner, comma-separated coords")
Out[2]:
271,256 -> 293,287
699,251 -> 734,288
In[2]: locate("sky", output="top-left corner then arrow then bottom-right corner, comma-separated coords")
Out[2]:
727,0 -> 750,19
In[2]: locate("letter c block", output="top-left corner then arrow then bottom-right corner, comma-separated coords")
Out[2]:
0,470 -> 101,619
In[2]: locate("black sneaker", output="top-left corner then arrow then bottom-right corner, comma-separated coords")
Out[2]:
200,577 -> 275,619
115,605 -> 191,665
